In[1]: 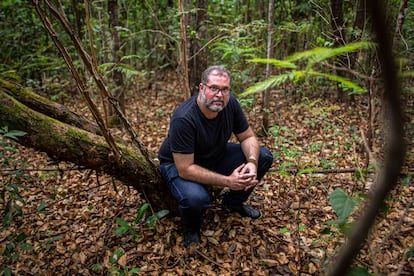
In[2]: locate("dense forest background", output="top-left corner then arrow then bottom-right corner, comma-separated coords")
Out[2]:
0,0 -> 413,275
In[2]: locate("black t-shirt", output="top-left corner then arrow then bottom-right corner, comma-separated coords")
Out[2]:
158,94 -> 249,169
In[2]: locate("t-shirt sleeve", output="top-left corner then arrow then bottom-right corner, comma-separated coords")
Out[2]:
169,117 -> 195,154
232,98 -> 249,134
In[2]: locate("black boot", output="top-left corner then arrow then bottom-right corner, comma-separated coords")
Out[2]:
183,227 -> 201,247
226,203 -> 261,219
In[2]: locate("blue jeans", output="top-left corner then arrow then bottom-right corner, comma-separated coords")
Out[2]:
159,143 -> 273,230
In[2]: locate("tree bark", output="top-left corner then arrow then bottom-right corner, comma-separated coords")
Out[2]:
108,0 -> 126,124
178,0 -> 191,99
262,0 -> 275,132
188,0 -> 208,96
0,79 -> 176,212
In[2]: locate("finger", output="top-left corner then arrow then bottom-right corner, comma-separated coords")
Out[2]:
235,163 -> 246,174
240,172 -> 256,179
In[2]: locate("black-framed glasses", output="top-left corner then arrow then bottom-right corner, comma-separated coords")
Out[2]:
204,84 -> 230,95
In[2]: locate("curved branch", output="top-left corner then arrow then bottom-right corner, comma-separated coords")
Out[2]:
326,0 -> 406,275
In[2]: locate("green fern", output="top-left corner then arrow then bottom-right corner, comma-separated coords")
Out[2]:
98,62 -> 140,79
242,41 -> 376,96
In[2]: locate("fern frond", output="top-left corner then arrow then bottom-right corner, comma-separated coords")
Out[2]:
308,70 -> 367,94
115,64 -> 139,78
98,62 -> 116,74
248,58 -> 297,69
287,41 -> 375,65
400,70 -> 414,78
120,55 -> 141,62
239,72 -> 295,97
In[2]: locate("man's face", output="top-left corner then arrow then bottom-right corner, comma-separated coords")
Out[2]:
199,72 -> 231,113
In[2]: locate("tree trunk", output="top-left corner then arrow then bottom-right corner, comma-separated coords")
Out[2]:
178,0 -> 191,99
108,0 -> 125,125
0,79 -> 176,213
262,0 -> 275,133
188,0 -> 208,96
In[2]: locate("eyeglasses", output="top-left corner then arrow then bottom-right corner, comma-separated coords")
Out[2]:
204,84 -> 230,95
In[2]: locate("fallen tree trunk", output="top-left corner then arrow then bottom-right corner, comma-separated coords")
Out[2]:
0,79 -> 175,212
0,79 -> 101,135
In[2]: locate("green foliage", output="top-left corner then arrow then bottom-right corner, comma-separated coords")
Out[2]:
406,245 -> 414,259
0,0 -> 65,85
114,203 -> 169,241
240,42 -> 376,97
346,266 -> 371,276
1,127 -> 28,229
110,202 -> 169,275
102,247 -> 140,275
209,20 -> 267,93
329,188 -> 356,223
323,188 -> 365,236
0,127 -> 36,273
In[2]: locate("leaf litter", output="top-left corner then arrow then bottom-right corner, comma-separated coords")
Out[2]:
0,76 -> 413,275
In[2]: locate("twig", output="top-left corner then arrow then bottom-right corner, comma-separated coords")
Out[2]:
370,194 -> 414,274
195,249 -> 227,269
361,128 -> 379,173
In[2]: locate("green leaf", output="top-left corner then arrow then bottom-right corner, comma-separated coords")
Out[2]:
279,227 -> 290,234
329,188 -> 356,222
128,268 -> 140,274
240,72 -> 295,97
297,167 -> 315,175
110,248 -> 125,264
308,70 -> 366,93
346,266 -> 370,276
146,215 -> 158,228
1,267 -> 12,276
20,243 -> 34,251
116,217 -> 130,227
135,203 -> 150,224
3,130 -> 27,140
248,58 -> 297,69
37,202 -> 47,212
406,245 -> 414,259
114,226 -> 129,236
156,209 -> 169,219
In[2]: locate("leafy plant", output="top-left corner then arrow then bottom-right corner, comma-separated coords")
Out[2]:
323,188 -> 362,235
240,42 -> 376,97
0,127 -> 34,274
0,127 -> 28,229
114,203 -> 170,241
105,248 -> 140,275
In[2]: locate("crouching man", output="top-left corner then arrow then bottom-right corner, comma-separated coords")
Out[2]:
158,66 -> 273,246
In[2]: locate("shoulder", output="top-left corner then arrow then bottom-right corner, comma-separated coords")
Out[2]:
173,96 -> 198,118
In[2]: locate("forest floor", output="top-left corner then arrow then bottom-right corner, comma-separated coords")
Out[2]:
1,74 -> 413,275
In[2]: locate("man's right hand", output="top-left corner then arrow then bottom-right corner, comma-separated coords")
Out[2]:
227,164 -> 259,191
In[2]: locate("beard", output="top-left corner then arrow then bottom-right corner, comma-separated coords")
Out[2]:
201,90 -> 226,112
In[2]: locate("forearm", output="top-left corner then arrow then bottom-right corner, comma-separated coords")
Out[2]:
241,136 -> 260,164
179,164 -> 229,188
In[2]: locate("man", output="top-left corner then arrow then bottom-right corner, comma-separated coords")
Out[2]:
158,66 -> 273,246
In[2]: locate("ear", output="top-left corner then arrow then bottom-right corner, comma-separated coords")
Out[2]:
199,83 -> 204,91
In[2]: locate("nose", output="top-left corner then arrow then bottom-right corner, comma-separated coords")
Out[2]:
216,89 -> 224,96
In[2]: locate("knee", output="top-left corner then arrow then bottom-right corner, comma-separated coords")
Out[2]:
180,193 -> 211,213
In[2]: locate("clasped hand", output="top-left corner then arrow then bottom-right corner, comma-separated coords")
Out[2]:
227,163 -> 258,191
